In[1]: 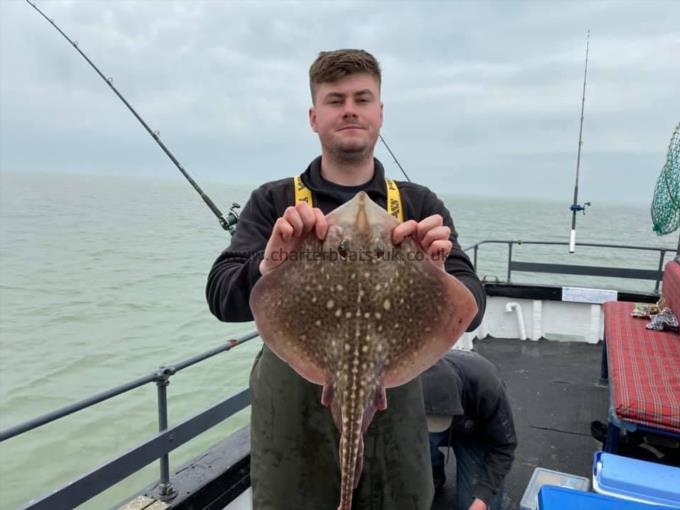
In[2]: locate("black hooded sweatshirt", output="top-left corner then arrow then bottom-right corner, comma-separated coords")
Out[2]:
422,350 -> 517,506
207,156 -> 486,326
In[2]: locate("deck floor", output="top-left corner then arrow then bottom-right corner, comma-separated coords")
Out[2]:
432,337 -> 608,509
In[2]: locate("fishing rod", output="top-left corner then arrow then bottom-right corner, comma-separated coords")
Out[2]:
25,0 -> 240,234
569,30 -> 592,253
380,135 -> 412,182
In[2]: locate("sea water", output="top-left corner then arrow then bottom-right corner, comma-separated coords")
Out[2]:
0,171 -> 670,509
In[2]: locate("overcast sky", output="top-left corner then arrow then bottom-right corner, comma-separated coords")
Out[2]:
1,0 -> 678,205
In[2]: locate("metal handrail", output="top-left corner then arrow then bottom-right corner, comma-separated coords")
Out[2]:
22,389 -> 251,510
463,240 -> 674,293
1,330 -> 260,506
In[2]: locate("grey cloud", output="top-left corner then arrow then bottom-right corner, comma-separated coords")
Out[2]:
1,0 -> 678,206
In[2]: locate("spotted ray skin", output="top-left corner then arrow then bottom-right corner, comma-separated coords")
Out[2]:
250,192 -> 478,510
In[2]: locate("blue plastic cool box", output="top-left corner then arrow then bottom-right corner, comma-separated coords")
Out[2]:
593,451 -> 680,508
539,485 -> 680,510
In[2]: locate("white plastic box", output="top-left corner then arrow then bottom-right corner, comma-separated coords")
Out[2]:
520,467 -> 590,510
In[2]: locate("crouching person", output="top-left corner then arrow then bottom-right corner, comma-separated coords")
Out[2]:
422,350 -> 517,510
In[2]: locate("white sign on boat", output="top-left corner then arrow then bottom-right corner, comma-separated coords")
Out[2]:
561,287 -> 618,304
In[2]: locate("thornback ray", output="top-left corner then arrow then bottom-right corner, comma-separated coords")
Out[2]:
250,191 -> 477,510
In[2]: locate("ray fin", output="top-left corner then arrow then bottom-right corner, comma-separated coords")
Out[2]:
383,249 -> 478,388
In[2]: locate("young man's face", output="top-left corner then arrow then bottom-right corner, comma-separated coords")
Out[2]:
309,73 -> 383,163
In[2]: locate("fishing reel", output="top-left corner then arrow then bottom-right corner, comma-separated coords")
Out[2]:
221,202 -> 241,235
570,202 -> 591,215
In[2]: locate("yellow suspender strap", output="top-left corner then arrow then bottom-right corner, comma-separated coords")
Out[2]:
293,175 -> 313,207
385,178 -> 404,223
293,175 -> 403,223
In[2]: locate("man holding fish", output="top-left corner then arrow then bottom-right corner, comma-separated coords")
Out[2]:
207,49 -> 486,510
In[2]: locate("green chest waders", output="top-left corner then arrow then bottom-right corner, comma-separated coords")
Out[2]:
250,346 -> 434,510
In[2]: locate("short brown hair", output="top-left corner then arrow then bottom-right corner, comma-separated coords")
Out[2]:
309,49 -> 381,103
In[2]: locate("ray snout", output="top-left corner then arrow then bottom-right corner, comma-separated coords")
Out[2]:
354,198 -> 370,233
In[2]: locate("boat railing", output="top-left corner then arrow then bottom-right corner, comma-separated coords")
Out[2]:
464,240 -> 673,294
0,330 -> 261,510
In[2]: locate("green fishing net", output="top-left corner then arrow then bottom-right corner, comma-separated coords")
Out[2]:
651,123 -> 680,235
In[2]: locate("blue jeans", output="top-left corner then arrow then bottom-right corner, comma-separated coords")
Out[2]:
430,431 -> 504,510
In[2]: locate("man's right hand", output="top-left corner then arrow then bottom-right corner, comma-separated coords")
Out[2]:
259,202 -> 328,275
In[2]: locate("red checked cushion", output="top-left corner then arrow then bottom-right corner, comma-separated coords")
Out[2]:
663,260 -> 680,317
604,301 -> 680,433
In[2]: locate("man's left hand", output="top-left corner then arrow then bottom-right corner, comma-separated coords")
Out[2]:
468,498 -> 487,510
392,214 -> 452,271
